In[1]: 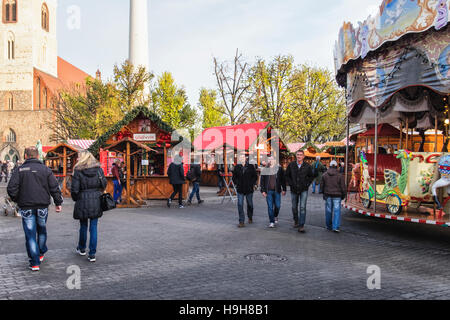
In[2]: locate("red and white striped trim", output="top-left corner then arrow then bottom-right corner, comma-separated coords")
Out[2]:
343,204 -> 450,227
67,139 -> 95,150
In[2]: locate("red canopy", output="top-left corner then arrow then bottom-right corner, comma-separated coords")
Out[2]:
359,124 -> 400,137
193,122 -> 270,151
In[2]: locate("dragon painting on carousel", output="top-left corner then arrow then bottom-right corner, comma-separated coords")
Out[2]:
359,150 -> 450,215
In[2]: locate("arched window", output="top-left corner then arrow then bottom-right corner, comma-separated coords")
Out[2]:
7,31 -> 14,60
41,3 -> 49,31
6,129 -> 16,143
3,0 -> 17,23
5,92 -> 13,110
43,87 -> 47,109
36,77 -> 41,109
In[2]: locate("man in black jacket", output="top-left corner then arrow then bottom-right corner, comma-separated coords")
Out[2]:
167,155 -> 186,208
232,154 -> 257,227
7,147 -> 63,271
285,150 -> 315,233
260,156 -> 286,228
187,163 -> 204,205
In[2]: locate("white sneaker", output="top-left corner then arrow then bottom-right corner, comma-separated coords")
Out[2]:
269,223 -> 275,228
274,218 -> 279,224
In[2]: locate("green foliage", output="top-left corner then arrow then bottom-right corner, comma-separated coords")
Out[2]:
199,88 -> 228,129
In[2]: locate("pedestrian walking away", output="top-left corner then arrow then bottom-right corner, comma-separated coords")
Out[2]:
285,150 -> 315,233
260,156 -> 286,228
320,160 -> 346,233
111,159 -> 123,204
71,151 -> 107,262
187,163 -> 204,205
311,156 -> 326,194
7,146 -> 63,271
1,161 -> 8,183
167,155 -> 186,208
232,154 -> 257,228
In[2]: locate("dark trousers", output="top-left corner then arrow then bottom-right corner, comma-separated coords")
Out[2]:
237,192 -> 254,223
170,184 -> 183,205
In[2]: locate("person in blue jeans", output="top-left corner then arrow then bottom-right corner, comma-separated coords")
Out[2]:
7,146 -> 63,271
71,151 -> 107,262
260,156 -> 286,228
285,150 -> 315,233
320,160 -> 346,232
312,156 -> 326,194
187,163 -> 204,205
111,160 -> 123,204
232,154 -> 257,228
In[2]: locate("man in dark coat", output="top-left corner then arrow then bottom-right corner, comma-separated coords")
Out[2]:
7,146 -> 63,271
187,163 -> 204,205
232,154 -> 257,227
320,160 -> 346,232
260,156 -> 286,227
71,152 -> 107,262
167,155 -> 186,208
285,150 -> 315,233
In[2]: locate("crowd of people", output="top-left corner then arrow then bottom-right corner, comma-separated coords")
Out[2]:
5,146 -> 346,272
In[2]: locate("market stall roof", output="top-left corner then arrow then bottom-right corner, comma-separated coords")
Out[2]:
359,123 -> 401,137
88,106 -> 176,157
45,143 -> 81,156
193,122 -> 274,151
67,139 -> 95,150
103,137 -> 158,155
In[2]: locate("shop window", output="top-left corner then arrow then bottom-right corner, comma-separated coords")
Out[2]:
3,0 -> 17,23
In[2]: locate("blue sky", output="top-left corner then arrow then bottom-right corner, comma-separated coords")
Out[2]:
57,0 -> 381,107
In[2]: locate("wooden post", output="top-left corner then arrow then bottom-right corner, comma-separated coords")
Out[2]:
435,116 -> 438,152
163,146 -> 167,175
62,147 -> 67,196
126,141 -> 131,205
405,119 -> 409,150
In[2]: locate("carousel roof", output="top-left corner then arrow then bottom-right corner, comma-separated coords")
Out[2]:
359,123 -> 400,137
334,0 -> 449,74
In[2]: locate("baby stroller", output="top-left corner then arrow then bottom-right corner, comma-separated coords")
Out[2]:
0,196 -> 20,217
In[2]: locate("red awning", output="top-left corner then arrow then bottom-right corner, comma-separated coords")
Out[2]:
193,122 -> 270,151
359,124 -> 400,137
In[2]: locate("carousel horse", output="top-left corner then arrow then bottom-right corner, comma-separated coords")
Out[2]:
432,155 -> 450,211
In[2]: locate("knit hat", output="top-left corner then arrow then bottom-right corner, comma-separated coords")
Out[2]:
330,160 -> 338,167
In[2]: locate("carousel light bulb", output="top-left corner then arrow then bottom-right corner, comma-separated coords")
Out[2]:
445,119 -> 449,125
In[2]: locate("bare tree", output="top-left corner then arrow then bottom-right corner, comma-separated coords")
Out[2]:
213,49 -> 253,125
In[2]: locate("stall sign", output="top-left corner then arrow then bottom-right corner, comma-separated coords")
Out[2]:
134,133 -> 156,141
141,160 -> 149,166
108,152 -> 116,157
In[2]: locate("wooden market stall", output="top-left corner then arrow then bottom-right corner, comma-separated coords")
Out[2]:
88,106 -> 189,207
44,143 -> 81,196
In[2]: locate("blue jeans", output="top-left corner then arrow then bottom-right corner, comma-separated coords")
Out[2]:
266,190 -> 281,223
21,208 -> 48,267
113,179 -> 123,202
325,197 -> 342,230
312,181 -> 320,193
237,193 -> 254,223
189,182 -> 200,202
291,191 -> 308,227
78,218 -> 98,256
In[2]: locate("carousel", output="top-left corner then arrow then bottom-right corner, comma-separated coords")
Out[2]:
335,0 -> 450,226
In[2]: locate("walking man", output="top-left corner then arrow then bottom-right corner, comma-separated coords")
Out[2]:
167,155 -> 186,208
233,154 -> 257,228
285,150 -> 315,233
260,156 -> 286,228
311,156 -> 326,194
187,163 -> 204,205
111,159 -> 123,204
7,147 -> 63,271
320,160 -> 346,232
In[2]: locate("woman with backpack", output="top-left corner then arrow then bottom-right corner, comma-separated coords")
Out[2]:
71,151 -> 107,262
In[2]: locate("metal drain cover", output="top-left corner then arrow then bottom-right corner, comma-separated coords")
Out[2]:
245,253 -> 288,262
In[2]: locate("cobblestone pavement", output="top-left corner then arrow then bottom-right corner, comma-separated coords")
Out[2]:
1,183 -> 450,300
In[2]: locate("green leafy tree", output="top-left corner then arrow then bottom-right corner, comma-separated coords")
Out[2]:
199,88 -> 228,129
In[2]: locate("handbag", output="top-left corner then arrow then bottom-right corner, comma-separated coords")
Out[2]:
97,169 -> 116,211
100,192 -> 116,211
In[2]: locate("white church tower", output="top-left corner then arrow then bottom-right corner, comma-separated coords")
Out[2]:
129,0 -> 150,95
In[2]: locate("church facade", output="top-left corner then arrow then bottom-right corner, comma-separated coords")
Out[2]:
0,0 -> 89,162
